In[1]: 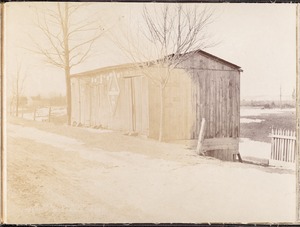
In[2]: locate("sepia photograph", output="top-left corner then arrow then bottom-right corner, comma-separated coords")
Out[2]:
2,2 -> 297,224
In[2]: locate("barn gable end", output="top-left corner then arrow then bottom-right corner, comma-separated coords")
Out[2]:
179,50 -> 242,72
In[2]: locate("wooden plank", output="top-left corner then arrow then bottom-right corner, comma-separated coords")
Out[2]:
237,74 -> 240,137
225,75 -> 229,137
230,75 -> 234,137
228,75 -> 232,137
235,74 -> 240,137
271,128 -> 274,159
203,137 -> 239,146
270,134 -> 296,140
196,73 -> 200,139
216,76 -> 220,137
293,133 -> 296,161
196,118 -> 206,154
212,75 -> 215,137
205,75 -> 209,138
230,74 -> 233,137
289,130 -> 293,162
208,73 -> 211,137
279,129 -> 283,160
221,77 -> 225,137
201,64 -> 206,135
202,137 -> 239,153
292,131 -> 296,162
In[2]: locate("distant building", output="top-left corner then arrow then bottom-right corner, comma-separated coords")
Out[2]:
70,50 -> 242,160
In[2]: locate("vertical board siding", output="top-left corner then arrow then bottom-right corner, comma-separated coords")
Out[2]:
191,70 -> 240,140
189,61 -> 240,161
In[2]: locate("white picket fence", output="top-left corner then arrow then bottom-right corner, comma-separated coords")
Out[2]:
270,128 -> 296,168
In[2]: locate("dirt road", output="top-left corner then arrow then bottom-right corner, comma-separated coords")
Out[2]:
6,118 -> 296,223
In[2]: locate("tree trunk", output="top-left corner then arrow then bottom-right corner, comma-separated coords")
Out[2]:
158,84 -> 165,142
63,2 -> 72,125
78,78 -> 81,124
16,97 -> 19,117
16,79 -> 19,117
65,69 -> 72,125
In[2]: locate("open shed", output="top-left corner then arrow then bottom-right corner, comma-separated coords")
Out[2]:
70,50 -> 242,161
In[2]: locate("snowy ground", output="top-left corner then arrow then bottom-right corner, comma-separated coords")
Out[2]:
22,106 -> 66,122
239,138 -> 271,164
6,118 -> 296,224
241,107 -> 295,117
240,118 -> 264,123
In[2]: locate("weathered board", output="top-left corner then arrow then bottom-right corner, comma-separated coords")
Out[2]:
181,51 -> 241,160
71,72 -> 149,134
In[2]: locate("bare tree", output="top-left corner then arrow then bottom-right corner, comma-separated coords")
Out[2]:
30,2 -> 105,125
10,63 -> 27,117
111,4 -> 215,141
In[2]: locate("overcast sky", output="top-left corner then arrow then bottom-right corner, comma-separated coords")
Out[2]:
4,2 -> 296,101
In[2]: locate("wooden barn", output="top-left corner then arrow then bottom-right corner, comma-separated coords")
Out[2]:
70,50 -> 242,161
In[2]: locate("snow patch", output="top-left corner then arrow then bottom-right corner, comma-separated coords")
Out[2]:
240,118 -> 264,123
239,138 -> 271,160
20,107 -> 67,122
241,107 -> 295,117
8,123 -> 84,150
81,127 -> 113,134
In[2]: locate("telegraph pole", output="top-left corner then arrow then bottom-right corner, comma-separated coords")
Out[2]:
280,85 -> 282,109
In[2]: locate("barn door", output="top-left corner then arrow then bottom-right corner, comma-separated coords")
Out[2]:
125,76 -> 149,134
130,78 -> 136,132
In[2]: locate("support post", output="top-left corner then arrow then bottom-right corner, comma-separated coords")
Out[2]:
196,118 -> 206,155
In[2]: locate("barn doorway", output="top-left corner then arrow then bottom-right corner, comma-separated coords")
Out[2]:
125,76 -> 149,135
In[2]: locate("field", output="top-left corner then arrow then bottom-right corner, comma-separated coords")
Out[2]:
240,106 -> 296,143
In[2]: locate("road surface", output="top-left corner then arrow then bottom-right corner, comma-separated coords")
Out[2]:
5,118 -> 296,224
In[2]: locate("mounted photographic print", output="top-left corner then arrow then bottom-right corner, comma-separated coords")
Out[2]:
1,2 -> 298,224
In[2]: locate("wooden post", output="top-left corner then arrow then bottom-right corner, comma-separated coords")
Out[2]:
196,118 -> 206,155
131,78 -> 136,132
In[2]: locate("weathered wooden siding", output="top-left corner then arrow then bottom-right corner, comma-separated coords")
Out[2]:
148,68 -> 193,141
182,52 -> 241,161
190,70 -> 240,139
70,51 -> 241,159
71,73 -> 149,135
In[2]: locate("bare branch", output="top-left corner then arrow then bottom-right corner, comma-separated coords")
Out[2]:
29,2 -> 107,124
111,3 -> 216,92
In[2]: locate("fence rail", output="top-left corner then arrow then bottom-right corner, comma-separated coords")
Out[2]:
270,128 -> 296,163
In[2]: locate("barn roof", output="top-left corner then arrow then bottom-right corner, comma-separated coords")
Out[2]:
191,50 -> 242,71
71,49 -> 242,78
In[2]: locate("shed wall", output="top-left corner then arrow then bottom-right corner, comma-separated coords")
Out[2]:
182,53 -> 241,161
70,52 -> 241,151
148,68 -> 193,141
71,73 -> 149,134
190,70 -> 240,139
